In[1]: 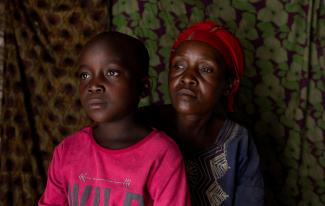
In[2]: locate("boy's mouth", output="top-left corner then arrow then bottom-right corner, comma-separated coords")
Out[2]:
86,98 -> 107,109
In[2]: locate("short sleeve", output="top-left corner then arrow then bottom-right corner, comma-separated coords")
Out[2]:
147,140 -> 191,206
38,144 -> 68,206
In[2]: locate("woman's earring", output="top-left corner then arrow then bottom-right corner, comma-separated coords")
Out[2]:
224,83 -> 232,96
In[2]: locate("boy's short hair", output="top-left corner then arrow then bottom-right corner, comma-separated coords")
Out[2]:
83,31 -> 149,80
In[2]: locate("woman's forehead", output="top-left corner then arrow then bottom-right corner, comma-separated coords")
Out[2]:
172,40 -> 224,61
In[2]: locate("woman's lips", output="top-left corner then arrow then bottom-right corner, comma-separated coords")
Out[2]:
176,88 -> 196,98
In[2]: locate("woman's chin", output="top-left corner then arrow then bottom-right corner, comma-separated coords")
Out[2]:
172,104 -> 198,116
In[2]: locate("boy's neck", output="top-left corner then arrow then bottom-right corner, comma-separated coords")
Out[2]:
93,113 -> 150,149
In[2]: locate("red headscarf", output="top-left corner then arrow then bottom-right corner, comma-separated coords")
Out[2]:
172,21 -> 244,112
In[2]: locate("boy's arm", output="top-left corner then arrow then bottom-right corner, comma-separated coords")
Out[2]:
147,138 -> 191,206
39,144 -> 68,206
234,131 -> 264,206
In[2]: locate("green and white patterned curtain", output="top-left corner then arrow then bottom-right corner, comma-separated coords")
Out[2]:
111,1 -> 325,205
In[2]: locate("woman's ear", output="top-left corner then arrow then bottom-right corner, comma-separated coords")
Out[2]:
224,78 -> 240,99
223,82 -> 233,96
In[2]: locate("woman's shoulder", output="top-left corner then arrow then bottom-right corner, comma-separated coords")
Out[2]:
138,104 -> 174,130
214,119 -> 256,152
216,119 -> 245,140
223,119 -> 250,138
220,119 -> 259,158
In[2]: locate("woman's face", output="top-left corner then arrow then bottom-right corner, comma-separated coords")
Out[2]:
168,40 -> 227,116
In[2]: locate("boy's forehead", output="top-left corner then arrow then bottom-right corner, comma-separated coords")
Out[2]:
83,38 -> 117,52
78,31 -> 149,75
81,35 -> 139,59
79,45 -> 128,70
87,32 -> 141,50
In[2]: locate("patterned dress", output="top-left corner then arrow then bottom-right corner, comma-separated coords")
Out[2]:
185,120 -> 264,206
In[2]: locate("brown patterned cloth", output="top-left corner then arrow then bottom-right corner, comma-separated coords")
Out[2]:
0,0 -> 108,204
0,1 -> 4,120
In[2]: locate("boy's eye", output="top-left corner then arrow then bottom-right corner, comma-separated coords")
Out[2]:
106,70 -> 120,77
79,72 -> 90,80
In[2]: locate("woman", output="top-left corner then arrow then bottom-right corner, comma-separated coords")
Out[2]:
141,21 -> 264,206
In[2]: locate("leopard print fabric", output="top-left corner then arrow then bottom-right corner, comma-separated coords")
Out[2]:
0,0 -> 108,204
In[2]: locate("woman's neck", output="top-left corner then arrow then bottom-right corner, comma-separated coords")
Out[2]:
175,113 -> 212,138
173,112 -> 224,155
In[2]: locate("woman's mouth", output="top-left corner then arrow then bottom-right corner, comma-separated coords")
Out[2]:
176,88 -> 196,98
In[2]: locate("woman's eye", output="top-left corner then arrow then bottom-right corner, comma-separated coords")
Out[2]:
79,72 -> 90,80
173,63 -> 185,70
199,66 -> 213,73
106,70 -> 120,77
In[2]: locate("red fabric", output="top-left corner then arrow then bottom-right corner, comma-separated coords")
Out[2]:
172,21 -> 244,112
39,127 -> 191,206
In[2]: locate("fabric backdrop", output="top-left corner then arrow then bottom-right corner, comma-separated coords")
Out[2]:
0,1 -> 4,120
0,0 -> 107,204
0,0 -> 324,205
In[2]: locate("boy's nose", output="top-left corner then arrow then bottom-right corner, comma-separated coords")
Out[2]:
88,86 -> 104,94
87,78 -> 105,94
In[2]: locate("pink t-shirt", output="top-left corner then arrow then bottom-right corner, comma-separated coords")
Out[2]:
39,127 -> 191,206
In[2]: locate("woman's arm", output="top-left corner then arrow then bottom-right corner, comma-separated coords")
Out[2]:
234,130 -> 264,206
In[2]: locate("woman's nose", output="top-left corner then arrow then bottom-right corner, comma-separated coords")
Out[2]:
180,70 -> 198,86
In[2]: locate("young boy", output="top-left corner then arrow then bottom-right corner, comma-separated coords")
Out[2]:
39,31 -> 191,206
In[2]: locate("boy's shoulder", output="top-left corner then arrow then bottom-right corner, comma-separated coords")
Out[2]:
55,126 -> 92,151
55,127 -> 180,156
145,128 -> 179,149
64,126 -> 91,140
140,128 -> 182,158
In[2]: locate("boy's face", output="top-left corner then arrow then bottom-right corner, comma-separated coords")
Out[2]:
168,40 -> 227,116
78,42 -> 139,123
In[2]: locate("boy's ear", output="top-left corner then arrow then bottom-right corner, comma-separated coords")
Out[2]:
140,77 -> 151,98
